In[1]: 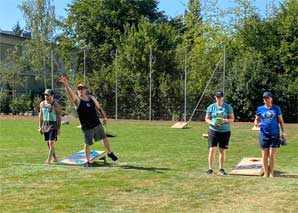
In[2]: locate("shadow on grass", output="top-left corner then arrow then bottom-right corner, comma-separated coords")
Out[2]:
275,171 -> 298,179
119,165 -> 171,173
90,162 -> 171,173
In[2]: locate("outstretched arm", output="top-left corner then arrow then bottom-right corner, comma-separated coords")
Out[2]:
58,76 -> 80,107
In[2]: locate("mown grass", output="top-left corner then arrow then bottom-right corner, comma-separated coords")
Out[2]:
0,118 -> 297,212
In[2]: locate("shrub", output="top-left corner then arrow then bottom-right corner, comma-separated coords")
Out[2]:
0,91 -> 12,113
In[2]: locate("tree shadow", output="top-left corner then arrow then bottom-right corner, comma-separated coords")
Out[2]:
274,170 -> 298,179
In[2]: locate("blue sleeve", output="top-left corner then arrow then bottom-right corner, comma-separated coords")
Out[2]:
206,104 -> 212,115
275,105 -> 282,115
256,106 -> 262,116
228,104 -> 233,114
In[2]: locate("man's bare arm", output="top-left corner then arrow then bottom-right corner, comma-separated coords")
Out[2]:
55,103 -> 62,131
38,102 -> 43,133
58,76 -> 80,107
90,96 -> 108,125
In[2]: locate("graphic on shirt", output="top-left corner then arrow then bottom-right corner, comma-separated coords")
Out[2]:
86,103 -> 91,107
262,110 -> 276,121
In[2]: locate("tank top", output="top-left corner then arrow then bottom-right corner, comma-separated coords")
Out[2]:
77,96 -> 100,130
41,100 -> 58,130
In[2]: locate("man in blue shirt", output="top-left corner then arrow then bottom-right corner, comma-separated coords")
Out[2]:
254,92 -> 286,178
205,91 -> 234,175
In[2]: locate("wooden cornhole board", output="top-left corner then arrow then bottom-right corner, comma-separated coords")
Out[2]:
58,150 -> 106,166
251,126 -> 260,131
230,158 -> 263,176
202,133 -> 208,138
171,122 -> 188,129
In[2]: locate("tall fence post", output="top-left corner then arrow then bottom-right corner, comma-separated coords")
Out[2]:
83,48 -> 86,85
184,49 -> 187,122
149,47 -> 152,121
115,49 -> 118,120
223,45 -> 226,94
51,50 -> 54,90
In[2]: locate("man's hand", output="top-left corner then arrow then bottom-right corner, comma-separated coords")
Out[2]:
38,127 -> 43,134
57,128 -> 61,135
103,117 -> 108,126
212,122 -> 221,127
58,75 -> 68,85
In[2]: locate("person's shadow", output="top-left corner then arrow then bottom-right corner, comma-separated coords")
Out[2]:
274,171 -> 298,179
91,162 -> 171,173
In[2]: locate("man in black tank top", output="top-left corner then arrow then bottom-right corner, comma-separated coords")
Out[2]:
59,76 -> 118,166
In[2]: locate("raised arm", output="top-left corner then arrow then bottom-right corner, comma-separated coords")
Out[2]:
90,96 -> 108,124
58,76 -> 80,107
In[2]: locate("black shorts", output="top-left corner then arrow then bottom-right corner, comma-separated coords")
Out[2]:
208,129 -> 230,149
44,130 -> 57,142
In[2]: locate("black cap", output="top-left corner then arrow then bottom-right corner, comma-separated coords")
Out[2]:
215,91 -> 224,97
263,92 -> 273,98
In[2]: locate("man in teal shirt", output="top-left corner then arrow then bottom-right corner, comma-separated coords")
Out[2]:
38,89 -> 62,164
205,91 -> 234,175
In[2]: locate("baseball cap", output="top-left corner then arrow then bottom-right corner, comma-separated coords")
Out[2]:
77,83 -> 86,90
215,91 -> 224,97
263,92 -> 273,98
43,89 -> 54,96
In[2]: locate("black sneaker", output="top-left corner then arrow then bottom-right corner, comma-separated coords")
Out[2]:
218,169 -> 227,175
83,161 -> 92,168
207,169 -> 213,175
107,152 -> 118,161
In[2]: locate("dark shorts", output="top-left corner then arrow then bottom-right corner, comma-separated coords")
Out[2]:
44,130 -> 57,142
259,132 -> 280,149
82,124 -> 106,146
208,129 -> 231,149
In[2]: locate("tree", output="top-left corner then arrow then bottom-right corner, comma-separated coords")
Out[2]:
18,0 -> 57,88
12,21 -> 23,36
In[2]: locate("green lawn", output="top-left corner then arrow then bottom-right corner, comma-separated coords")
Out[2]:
1,118 -> 298,212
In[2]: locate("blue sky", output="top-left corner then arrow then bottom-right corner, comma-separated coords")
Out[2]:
0,0 -> 278,31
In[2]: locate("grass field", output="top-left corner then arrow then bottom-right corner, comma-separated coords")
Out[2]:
1,118 -> 298,212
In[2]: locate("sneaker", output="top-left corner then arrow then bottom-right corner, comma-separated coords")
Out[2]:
218,169 -> 227,175
107,152 -> 118,161
83,161 -> 92,168
207,169 -> 213,175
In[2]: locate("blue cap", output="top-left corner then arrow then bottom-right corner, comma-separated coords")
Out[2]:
263,92 -> 272,98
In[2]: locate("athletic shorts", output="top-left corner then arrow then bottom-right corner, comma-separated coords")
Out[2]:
208,129 -> 231,149
44,129 -> 57,142
259,132 -> 280,149
82,124 -> 106,146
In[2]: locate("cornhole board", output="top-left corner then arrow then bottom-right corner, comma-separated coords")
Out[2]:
171,122 -> 188,129
251,126 -> 260,131
230,158 -> 263,176
202,133 -> 208,139
58,150 -> 106,166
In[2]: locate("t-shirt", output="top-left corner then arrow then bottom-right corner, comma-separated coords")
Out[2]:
41,100 -> 58,130
256,104 -> 281,135
206,103 -> 233,132
77,96 -> 100,130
